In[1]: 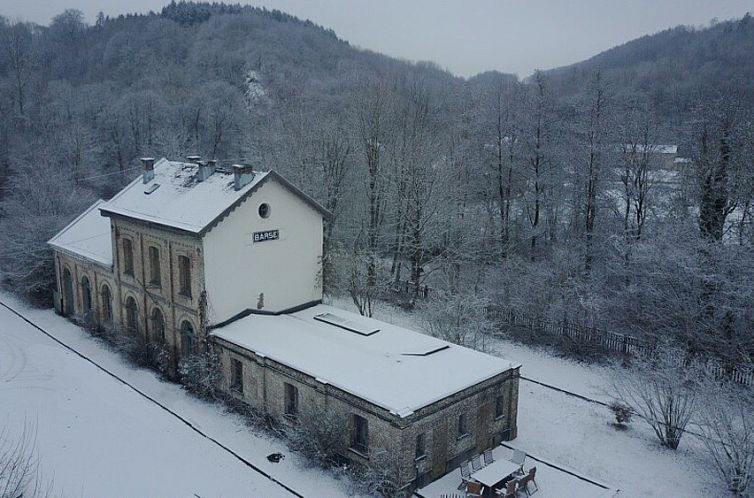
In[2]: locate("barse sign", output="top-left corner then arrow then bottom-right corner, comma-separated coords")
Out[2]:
253,229 -> 279,243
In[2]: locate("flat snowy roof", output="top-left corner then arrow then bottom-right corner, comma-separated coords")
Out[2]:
211,304 -> 519,418
99,159 -> 271,234
48,199 -> 113,267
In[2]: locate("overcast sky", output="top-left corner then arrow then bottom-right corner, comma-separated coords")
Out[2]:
2,0 -> 753,77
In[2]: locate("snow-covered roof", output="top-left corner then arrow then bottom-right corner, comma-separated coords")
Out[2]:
211,304 -> 519,418
99,159 -> 329,235
48,199 -> 113,267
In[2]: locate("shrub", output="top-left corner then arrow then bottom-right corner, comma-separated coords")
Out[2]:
179,348 -> 222,399
608,400 -> 633,428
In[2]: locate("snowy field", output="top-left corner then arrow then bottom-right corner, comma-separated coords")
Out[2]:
0,293 -> 358,498
331,297 -> 720,498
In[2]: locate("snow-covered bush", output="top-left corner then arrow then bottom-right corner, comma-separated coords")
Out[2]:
608,400 -> 633,428
421,291 -> 492,350
0,420 -> 52,498
179,348 -> 222,400
280,405 -> 347,468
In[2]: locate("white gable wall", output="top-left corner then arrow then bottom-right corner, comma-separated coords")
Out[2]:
202,179 -> 323,324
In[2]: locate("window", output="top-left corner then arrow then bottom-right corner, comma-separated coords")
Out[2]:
150,308 -> 165,343
101,285 -> 112,323
351,414 -> 369,455
180,320 -> 195,357
125,297 -> 138,333
62,268 -> 74,315
148,246 -> 161,286
458,413 -> 468,438
258,203 -> 270,218
415,433 -> 426,460
284,383 -> 298,418
230,358 -> 243,394
178,255 -> 192,298
495,395 -> 506,419
81,276 -> 92,313
123,238 -> 134,276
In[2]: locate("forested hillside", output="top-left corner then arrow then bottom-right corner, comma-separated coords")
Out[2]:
0,2 -> 752,369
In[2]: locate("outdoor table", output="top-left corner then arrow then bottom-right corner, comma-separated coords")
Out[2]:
470,458 -> 521,489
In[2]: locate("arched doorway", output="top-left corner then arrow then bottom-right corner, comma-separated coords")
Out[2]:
180,320 -> 195,358
150,308 -> 165,343
81,276 -> 92,314
63,268 -> 74,315
125,297 -> 138,334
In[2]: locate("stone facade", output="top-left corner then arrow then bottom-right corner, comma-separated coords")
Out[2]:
54,215 -> 205,369
214,336 -> 520,492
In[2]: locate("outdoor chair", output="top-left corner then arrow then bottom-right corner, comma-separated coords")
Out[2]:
509,449 -> 527,475
471,454 -> 483,472
483,448 -> 495,466
516,474 -> 532,496
495,479 -> 517,498
466,480 -> 483,498
526,466 -> 539,494
458,460 -> 473,490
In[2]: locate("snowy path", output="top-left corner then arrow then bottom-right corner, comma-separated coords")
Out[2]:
0,296 -> 356,498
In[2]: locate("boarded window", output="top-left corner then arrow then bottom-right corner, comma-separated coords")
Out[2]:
101,285 -> 112,323
178,255 -> 192,298
351,414 -> 369,455
123,239 -> 134,276
81,276 -> 92,313
230,358 -> 243,394
415,433 -> 426,459
125,297 -> 138,333
284,383 -> 298,418
151,308 -> 165,343
180,320 -> 195,357
495,395 -> 505,419
148,246 -> 161,286
458,414 -> 468,437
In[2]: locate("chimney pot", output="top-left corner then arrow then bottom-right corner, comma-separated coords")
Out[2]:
187,155 -> 201,163
140,157 -> 155,184
233,164 -> 256,191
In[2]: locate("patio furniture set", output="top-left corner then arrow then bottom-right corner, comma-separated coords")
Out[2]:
458,449 -> 539,497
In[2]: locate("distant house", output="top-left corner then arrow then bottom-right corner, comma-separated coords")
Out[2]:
48,157 -> 520,492
616,143 -> 679,169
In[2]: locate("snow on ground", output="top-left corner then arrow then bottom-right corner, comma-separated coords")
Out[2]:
329,296 -> 720,497
0,293 -> 358,498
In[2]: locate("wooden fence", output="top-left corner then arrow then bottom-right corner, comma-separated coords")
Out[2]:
491,307 -> 754,387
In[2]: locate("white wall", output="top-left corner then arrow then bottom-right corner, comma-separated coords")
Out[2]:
202,178 -> 323,324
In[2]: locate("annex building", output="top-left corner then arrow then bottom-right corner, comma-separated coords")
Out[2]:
48,157 -> 520,492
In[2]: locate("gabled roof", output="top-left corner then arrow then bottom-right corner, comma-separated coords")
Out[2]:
48,199 -> 113,267
212,304 -> 519,418
98,158 -> 330,236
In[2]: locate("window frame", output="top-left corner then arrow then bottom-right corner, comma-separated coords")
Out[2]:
415,432 -> 427,460
178,255 -> 192,298
81,276 -> 92,313
457,413 -> 469,439
150,307 -> 165,343
122,238 -> 134,276
495,394 -> 506,420
351,414 -> 369,456
230,358 -> 244,394
180,320 -> 195,357
100,284 -> 112,323
148,246 -> 161,287
125,296 -> 138,334
284,382 -> 299,419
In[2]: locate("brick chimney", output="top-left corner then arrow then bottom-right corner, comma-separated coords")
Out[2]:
141,157 -> 155,184
198,159 -> 216,182
233,164 -> 256,191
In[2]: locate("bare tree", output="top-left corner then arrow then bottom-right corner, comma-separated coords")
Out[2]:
0,420 -> 51,498
697,382 -> 754,495
612,352 -> 698,449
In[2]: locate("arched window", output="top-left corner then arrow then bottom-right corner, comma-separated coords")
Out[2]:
81,276 -> 92,313
180,320 -> 195,357
125,297 -> 138,334
101,285 -> 112,323
63,268 -> 74,315
150,308 -> 165,343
